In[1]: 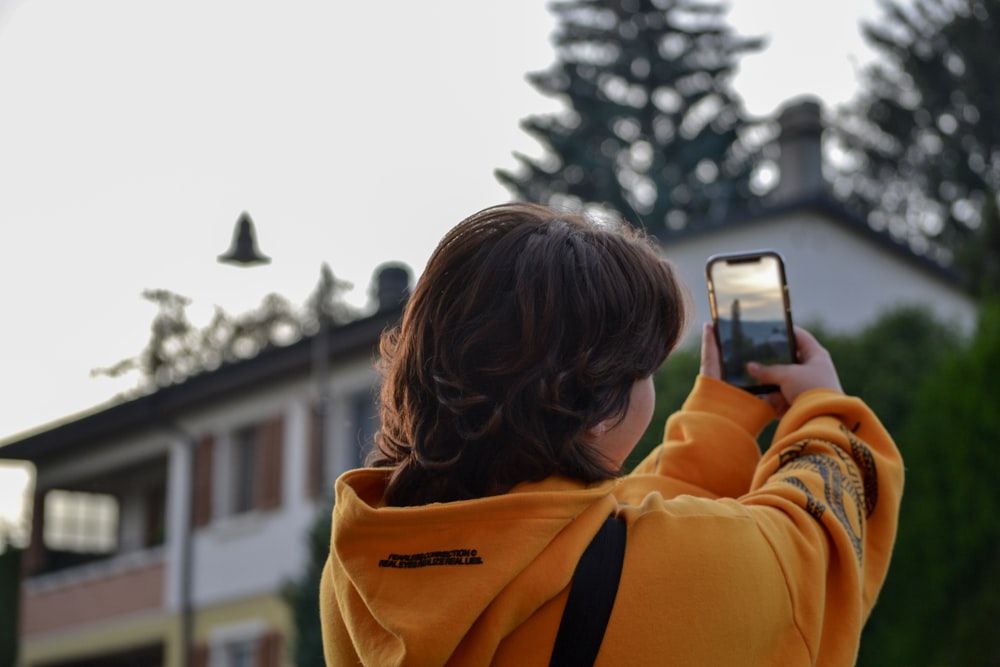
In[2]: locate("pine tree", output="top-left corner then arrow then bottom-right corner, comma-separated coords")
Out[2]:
495,0 -> 764,235
955,190 -> 1000,297
727,297 -> 746,379
834,0 -> 1000,269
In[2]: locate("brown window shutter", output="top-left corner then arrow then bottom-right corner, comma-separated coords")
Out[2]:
193,435 -> 215,527
256,415 -> 284,510
190,642 -> 209,667
256,631 -> 283,667
308,403 -> 324,499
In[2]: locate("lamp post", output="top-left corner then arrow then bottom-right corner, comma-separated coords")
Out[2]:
174,211 -> 279,666
216,210 -> 330,488
212,209 -> 333,647
179,210 -> 274,664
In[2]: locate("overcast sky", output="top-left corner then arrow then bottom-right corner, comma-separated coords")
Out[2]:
0,0 -> 886,523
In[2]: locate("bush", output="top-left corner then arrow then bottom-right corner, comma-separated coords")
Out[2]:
858,301 -> 1000,666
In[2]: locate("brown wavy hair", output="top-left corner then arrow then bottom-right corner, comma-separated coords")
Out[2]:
368,203 -> 689,505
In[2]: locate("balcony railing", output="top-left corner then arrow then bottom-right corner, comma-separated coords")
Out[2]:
21,546 -> 166,637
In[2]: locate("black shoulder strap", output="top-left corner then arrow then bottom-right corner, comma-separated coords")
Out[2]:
549,515 -> 627,667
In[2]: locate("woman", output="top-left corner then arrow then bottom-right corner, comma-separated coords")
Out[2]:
319,202 -> 903,666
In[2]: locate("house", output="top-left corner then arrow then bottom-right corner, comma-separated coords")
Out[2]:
0,97 -> 979,667
658,97 -> 978,345
0,267 -> 409,667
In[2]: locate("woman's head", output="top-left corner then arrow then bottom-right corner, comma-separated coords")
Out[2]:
370,202 -> 689,505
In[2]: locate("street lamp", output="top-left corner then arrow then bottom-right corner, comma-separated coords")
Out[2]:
216,205 -> 331,501
180,209 -> 275,662
218,211 -> 271,266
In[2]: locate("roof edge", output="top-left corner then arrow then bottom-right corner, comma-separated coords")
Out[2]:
655,193 -> 965,288
0,305 -> 403,461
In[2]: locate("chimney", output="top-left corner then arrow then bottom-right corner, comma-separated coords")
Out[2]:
770,97 -> 826,203
373,263 -> 411,312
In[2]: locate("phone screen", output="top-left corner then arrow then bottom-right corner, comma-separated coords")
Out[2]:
706,251 -> 795,392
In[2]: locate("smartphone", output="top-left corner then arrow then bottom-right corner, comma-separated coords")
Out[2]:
705,250 -> 797,393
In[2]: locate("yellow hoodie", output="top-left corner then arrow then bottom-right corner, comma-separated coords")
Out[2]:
320,376 -> 903,666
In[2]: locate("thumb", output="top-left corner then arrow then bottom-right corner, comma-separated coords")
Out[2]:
746,360 -> 788,387
700,323 -> 721,379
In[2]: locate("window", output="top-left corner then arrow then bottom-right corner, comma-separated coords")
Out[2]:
307,401 -> 326,499
226,639 -> 256,667
43,490 -> 119,554
351,392 -> 379,468
144,483 -> 167,548
193,435 -> 215,528
195,631 -> 282,667
231,425 -> 259,515
225,416 -> 284,517
310,390 -> 380,495
193,417 -> 284,527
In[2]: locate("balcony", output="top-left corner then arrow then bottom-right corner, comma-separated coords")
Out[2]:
22,547 -> 166,637
21,455 -> 169,637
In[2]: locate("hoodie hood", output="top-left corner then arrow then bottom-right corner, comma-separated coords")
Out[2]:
324,468 -> 619,666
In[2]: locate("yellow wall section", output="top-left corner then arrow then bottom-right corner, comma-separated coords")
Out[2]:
19,613 -> 177,666
19,593 -> 292,667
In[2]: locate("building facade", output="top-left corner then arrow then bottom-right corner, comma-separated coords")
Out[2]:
660,98 -> 978,346
2,292 -> 404,667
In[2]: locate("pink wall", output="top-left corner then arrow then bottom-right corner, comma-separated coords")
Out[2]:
22,560 -> 165,636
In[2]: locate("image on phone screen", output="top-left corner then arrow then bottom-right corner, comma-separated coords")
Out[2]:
706,252 -> 795,392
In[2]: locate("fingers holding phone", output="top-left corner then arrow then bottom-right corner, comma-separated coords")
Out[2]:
705,250 -> 843,415
747,327 -> 843,407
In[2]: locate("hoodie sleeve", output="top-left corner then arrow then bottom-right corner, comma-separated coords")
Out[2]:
739,388 -> 903,664
628,375 -> 775,498
628,377 -> 903,663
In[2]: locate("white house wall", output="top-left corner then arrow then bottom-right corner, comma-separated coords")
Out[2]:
191,500 -> 311,607
182,375 -> 314,608
327,358 -> 382,480
177,358 -> 379,610
659,210 -> 978,347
